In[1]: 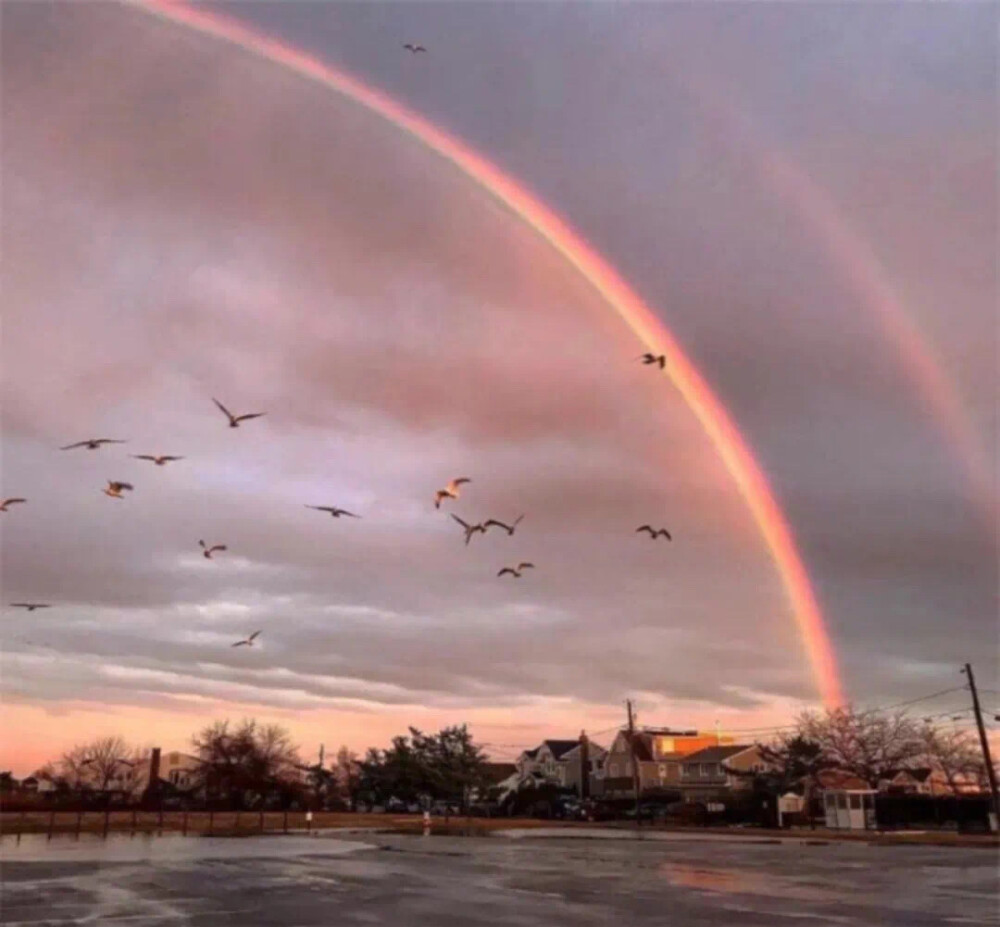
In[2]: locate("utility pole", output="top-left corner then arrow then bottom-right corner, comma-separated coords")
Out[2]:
626,699 -> 641,826
579,730 -> 590,802
963,663 -> 1000,830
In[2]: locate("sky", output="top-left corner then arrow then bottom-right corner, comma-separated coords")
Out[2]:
1,1 -> 996,775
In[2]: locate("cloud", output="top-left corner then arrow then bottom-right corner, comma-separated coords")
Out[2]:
0,2 -> 995,772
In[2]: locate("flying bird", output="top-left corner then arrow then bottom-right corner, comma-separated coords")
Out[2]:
403,42 -> 427,53
10,603 -> 50,612
199,540 -> 228,560
498,562 -> 535,578
103,481 -> 134,499
61,439 -> 126,451
450,514 -> 486,546
638,353 -> 667,369
434,477 -> 470,509
636,525 -> 672,540
484,515 -> 525,537
212,398 -> 266,428
305,505 -> 360,519
132,455 -> 184,466
232,631 -> 261,648
0,498 -> 26,512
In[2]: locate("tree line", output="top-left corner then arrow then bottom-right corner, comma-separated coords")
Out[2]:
15,720 -> 494,812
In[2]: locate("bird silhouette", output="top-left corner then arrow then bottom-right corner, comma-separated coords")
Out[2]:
498,562 -> 535,578
132,455 -> 184,466
232,631 -> 261,648
212,398 -> 265,428
61,439 -> 126,451
434,477 -> 470,509
451,514 -> 486,546
638,353 -> 667,369
10,603 -> 50,612
104,481 -> 134,499
403,43 -> 427,53
0,498 -> 27,512
636,525 -> 672,540
484,515 -> 524,537
305,505 -> 360,519
199,540 -> 228,560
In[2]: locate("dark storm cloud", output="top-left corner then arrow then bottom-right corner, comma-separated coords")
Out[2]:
0,0 -> 995,739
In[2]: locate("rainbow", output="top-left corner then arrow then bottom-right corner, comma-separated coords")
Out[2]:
126,0 -> 845,707
684,75 -> 997,524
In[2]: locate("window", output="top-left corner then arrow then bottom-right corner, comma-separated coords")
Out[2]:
836,793 -> 848,810
849,794 -> 862,810
658,764 -> 666,778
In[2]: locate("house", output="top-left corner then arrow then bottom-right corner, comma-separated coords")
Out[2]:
512,738 -> 608,797
133,749 -> 202,795
877,767 -> 983,797
601,728 -> 734,799
678,744 -> 763,801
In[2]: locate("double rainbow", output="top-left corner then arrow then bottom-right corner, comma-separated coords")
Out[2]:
126,0 -> 844,707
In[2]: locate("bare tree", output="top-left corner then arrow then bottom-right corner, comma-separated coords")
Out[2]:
798,706 -> 923,787
191,719 -> 302,809
917,723 -> 987,792
56,736 -> 143,795
333,746 -> 361,806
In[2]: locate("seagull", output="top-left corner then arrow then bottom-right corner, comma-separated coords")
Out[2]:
199,540 -> 228,560
10,603 -> 50,612
434,478 -> 470,509
638,353 -> 667,370
61,439 -> 126,451
232,631 -> 261,648
212,398 -> 266,429
450,514 -> 486,546
484,515 -> 525,537
0,498 -> 27,512
104,481 -> 134,499
132,455 -> 184,466
403,43 -> 427,53
636,525 -> 672,540
305,505 -> 360,519
498,562 -> 535,578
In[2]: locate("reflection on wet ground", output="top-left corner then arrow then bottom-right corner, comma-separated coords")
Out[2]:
661,861 -> 835,902
2,831 -> 997,926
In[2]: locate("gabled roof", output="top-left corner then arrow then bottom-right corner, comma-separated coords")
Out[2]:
608,730 -> 654,760
543,740 -> 583,761
521,747 -> 539,760
681,744 -> 755,764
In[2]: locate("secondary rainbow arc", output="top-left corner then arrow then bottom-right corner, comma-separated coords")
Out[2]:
127,0 -> 845,708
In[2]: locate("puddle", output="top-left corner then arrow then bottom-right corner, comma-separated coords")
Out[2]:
0,832 -> 375,863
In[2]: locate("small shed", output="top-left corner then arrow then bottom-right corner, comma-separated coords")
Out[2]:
823,788 -> 877,830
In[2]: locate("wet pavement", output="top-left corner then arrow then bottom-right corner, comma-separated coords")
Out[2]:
1,830 -> 997,925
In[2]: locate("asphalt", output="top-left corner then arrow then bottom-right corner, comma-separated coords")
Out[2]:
2,830 -> 997,925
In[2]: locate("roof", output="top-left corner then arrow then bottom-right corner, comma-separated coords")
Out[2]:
887,767 -> 933,782
640,728 -> 700,737
818,769 -> 871,790
482,763 -> 517,783
681,744 -> 755,764
521,748 -> 539,760
543,740 -> 582,761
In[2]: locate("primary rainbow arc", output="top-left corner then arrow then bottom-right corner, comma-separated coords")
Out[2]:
127,0 -> 845,708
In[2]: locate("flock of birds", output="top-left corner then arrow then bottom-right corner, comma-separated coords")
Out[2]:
2,132 -> 677,655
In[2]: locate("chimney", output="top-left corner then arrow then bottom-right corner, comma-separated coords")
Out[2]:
142,747 -> 162,805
